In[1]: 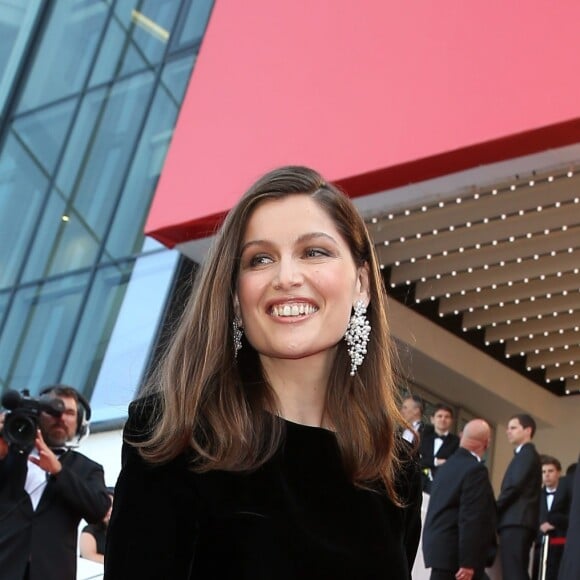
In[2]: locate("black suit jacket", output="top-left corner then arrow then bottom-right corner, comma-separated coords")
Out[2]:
0,446 -> 110,580
497,442 -> 541,531
422,447 -> 497,576
402,420 -> 425,445
536,481 -> 572,542
558,461 -> 580,580
532,481 -> 572,580
419,427 -> 460,493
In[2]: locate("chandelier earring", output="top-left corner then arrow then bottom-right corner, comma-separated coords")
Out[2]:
344,300 -> 371,376
232,317 -> 243,357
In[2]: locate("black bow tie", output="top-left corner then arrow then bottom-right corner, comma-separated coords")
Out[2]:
545,490 -> 556,495
51,448 -> 68,457
435,435 -> 447,441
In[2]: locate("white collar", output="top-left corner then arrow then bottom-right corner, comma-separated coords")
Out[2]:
469,450 -> 482,462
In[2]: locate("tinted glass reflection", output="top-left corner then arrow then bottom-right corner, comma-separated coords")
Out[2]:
12,99 -> 75,176
170,0 -> 213,51
90,0 -> 181,87
0,133 -> 49,289
17,1 -> 109,113
0,0 -> 42,115
22,73 -> 156,280
0,272 -> 90,392
105,57 -> 194,258
62,250 -> 178,421
21,190 -> 99,282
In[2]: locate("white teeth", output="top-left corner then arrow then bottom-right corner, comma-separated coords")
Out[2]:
271,303 -> 317,317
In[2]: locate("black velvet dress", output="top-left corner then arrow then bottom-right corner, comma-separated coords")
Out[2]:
104,398 -> 422,579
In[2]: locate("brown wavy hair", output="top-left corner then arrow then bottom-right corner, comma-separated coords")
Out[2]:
135,166 -> 407,501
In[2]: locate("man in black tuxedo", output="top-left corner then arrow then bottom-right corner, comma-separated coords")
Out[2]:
558,456 -> 580,580
419,403 -> 460,493
0,385 -> 111,580
423,419 -> 496,580
497,413 -> 542,580
401,394 -> 425,444
532,455 -> 571,580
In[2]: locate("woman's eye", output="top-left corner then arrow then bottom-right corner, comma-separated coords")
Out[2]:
305,248 -> 329,258
249,254 -> 272,267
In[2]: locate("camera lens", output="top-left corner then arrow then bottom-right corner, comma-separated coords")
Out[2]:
3,413 -> 37,454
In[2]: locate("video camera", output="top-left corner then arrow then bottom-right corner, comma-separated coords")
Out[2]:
1,389 -> 64,454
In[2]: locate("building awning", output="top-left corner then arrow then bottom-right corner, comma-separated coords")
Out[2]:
145,1 -> 580,399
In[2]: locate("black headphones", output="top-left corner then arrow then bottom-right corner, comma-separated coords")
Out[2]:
39,384 -> 91,441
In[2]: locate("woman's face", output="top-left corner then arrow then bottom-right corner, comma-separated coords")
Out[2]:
236,195 -> 369,365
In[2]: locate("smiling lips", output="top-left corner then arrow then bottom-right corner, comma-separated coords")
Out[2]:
270,303 -> 318,317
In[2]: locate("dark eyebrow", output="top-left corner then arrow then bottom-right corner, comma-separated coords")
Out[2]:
240,232 -> 339,254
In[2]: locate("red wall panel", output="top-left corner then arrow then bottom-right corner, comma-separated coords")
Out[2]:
147,0 -> 580,246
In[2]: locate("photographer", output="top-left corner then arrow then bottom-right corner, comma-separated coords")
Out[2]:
0,385 -> 111,580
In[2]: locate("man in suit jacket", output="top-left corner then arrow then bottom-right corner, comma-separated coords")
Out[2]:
497,413 -> 542,580
532,456 -> 571,580
558,456 -> 580,580
401,394 -> 426,444
420,403 -> 460,493
0,386 -> 111,580
423,419 -> 496,580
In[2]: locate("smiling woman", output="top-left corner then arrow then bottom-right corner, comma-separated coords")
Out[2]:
104,166 -> 422,580
236,195 -> 369,380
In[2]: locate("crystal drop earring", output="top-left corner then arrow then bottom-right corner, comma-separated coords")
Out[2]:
233,317 -> 243,357
344,300 -> 371,376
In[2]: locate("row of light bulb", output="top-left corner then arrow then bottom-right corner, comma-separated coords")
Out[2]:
370,168 -> 576,229
381,220 -> 577,278
372,168 -> 580,394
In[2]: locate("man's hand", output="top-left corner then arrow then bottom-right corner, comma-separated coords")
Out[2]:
456,567 -> 474,580
435,458 -> 447,466
0,413 -> 8,460
540,521 -> 555,533
28,429 -> 62,475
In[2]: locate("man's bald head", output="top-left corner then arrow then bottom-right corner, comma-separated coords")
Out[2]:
460,419 -> 492,458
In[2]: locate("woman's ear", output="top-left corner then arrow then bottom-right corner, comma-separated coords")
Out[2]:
356,263 -> 371,307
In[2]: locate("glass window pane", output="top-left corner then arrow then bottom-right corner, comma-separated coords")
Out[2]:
0,132 -> 49,289
104,57 -> 194,257
170,0 -> 214,52
90,0 -> 181,87
61,250 -> 178,421
22,73 -> 156,280
0,272 -> 90,393
21,189 -> 99,282
56,73 -> 155,213
161,52 -> 196,103
0,291 -> 9,390
0,0 -> 42,116
51,86 -> 108,196
11,99 -> 76,176
17,0 -> 109,113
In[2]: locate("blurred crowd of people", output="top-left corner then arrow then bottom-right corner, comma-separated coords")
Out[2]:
402,394 -> 579,580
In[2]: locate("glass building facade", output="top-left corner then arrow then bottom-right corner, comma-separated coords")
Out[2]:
0,0 -> 213,423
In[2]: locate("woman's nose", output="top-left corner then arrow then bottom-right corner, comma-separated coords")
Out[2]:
272,258 -> 303,289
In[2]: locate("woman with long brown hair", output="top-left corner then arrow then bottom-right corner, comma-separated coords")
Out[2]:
105,166 -> 421,579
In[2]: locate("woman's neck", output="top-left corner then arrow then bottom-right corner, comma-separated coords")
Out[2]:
260,354 -> 331,428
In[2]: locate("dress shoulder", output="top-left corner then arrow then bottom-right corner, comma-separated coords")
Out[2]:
124,393 -> 161,444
